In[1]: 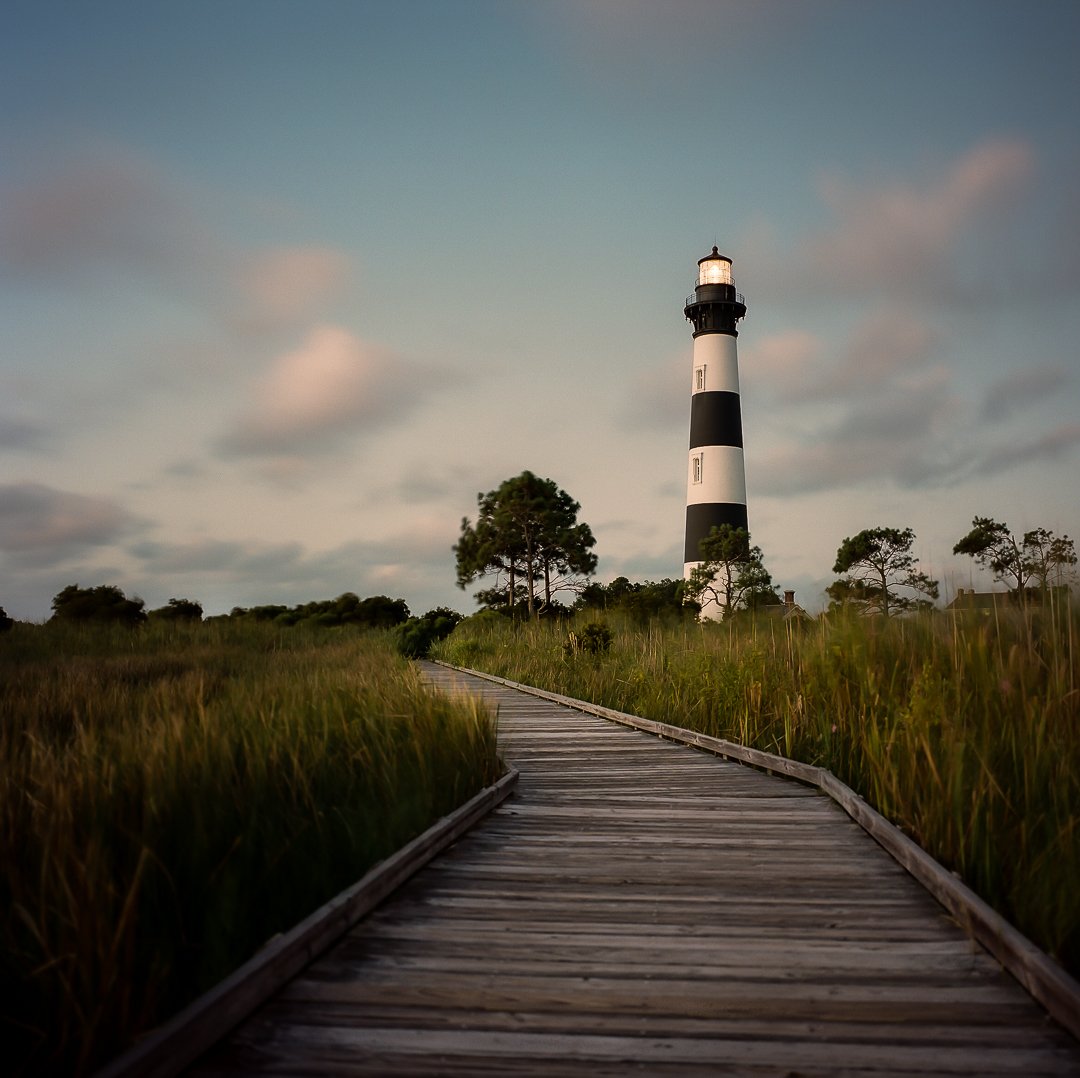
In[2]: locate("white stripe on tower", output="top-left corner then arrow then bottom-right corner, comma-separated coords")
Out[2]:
683,246 -> 748,617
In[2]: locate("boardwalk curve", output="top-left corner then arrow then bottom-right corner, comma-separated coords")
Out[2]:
192,663 -> 1080,1076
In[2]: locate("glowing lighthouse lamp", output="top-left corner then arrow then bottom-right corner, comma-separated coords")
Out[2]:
683,246 -> 748,619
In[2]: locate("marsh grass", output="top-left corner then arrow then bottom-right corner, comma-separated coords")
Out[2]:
1,620 -> 499,1076
435,601 -> 1080,975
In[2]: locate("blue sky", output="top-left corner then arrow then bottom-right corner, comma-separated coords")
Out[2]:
2,0 -> 1079,619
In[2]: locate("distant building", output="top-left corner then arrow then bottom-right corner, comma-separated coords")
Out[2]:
756,590 -> 813,623
947,586 -> 1070,612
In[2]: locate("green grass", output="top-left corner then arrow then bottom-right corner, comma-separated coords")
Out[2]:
0,620 -> 500,1076
434,601 -> 1080,977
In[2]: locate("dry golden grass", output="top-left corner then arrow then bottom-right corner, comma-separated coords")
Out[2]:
1,620 -> 499,1076
437,600 -> 1080,976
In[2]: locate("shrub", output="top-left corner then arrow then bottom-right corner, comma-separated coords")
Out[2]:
49,585 -> 147,627
564,621 -> 613,656
148,598 -> 203,621
396,607 -> 464,659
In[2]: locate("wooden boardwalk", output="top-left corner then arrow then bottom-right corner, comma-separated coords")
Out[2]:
192,663 -> 1080,1076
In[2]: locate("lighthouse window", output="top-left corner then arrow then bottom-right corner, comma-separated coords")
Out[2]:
695,366 -> 706,391
692,454 -> 703,484
698,259 -> 733,286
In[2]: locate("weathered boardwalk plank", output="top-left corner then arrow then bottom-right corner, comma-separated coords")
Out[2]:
191,663 -> 1080,1076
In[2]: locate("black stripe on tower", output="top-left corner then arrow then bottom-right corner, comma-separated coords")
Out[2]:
688,392 -> 743,450
684,503 -> 748,563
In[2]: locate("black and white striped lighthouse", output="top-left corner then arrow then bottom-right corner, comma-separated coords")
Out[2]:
683,246 -> 748,616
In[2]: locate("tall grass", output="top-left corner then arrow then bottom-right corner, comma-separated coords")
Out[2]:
1,620 -> 500,1076
435,602 -> 1080,976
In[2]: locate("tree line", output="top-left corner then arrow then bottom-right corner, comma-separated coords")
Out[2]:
22,585 -> 416,630
3,481 -> 1073,634
686,516 -> 1076,620
0,585 -> 465,659
453,472 -> 1076,621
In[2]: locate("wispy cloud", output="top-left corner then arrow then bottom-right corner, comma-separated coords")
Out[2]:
0,147 -> 349,334
752,340 -> 1080,494
972,422 -> 1080,477
129,526 -> 459,612
743,139 -> 1036,306
0,415 -> 48,451
0,151 -> 199,279
743,331 -> 823,401
217,325 -> 436,457
539,0 -> 814,77
130,537 -> 305,575
749,317 -> 965,495
231,246 -> 350,332
980,364 -> 1070,421
812,139 -> 1034,299
826,311 -> 938,396
746,313 -> 936,406
0,483 -> 138,566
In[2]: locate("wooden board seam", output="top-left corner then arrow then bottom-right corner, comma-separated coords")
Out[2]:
433,661 -> 1080,1043
94,767 -> 520,1078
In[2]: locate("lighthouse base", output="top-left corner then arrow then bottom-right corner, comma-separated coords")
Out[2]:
683,560 -> 729,622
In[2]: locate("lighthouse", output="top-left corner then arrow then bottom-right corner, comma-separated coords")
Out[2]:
683,246 -> 748,618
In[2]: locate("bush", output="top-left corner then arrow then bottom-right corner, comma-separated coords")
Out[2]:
395,607 -> 464,659
564,622 -> 613,656
576,577 -> 699,624
231,594 -> 411,630
148,598 -> 203,622
49,585 -> 147,627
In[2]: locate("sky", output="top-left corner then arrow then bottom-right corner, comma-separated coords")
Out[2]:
2,0 -> 1079,621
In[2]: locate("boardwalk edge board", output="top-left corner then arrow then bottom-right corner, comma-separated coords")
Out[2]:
434,660 -> 1080,1043
94,767 -> 520,1078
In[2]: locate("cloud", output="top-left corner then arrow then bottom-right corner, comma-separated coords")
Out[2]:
827,311 -> 938,394
972,422 -> 1080,477
128,526 -> 460,614
232,246 -> 350,331
162,458 -> 209,479
218,325 -> 434,456
751,343 -> 1079,495
980,364 -> 1070,421
754,372 -> 1079,496
751,366 -> 963,496
813,139 -> 1034,297
597,543 -> 685,583
0,483 -> 138,565
0,151 -> 196,278
0,148 -> 349,332
372,464 -> 478,507
131,537 -> 305,575
538,0 -> 815,75
744,331 -> 822,397
747,310 -> 938,407
743,139 -> 1035,305
547,0 -> 771,41
0,415 -> 48,451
